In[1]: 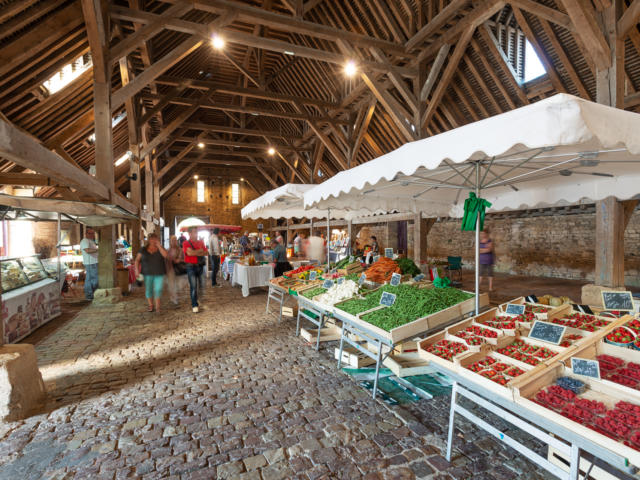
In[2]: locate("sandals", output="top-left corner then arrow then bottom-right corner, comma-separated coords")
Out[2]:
147,306 -> 154,312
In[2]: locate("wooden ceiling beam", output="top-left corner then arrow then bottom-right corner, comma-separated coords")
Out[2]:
369,48 -> 418,113
139,105 -> 199,159
619,0 -> 640,38
351,98 -> 376,166
160,164 -> 196,198
509,0 -> 573,31
176,136 -> 308,152
182,123 -> 302,140
420,44 -> 451,102
469,38 -> 516,109
157,142 -> 197,179
0,173 -> 59,187
406,0 -> 469,51
423,24 -> 475,130
111,7 -> 416,77
0,117 -> 109,200
559,0 -> 611,70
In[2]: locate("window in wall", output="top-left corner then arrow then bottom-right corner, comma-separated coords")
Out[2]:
231,183 -> 239,204
42,53 -> 92,95
196,180 -> 205,203
523,40 -> 546,83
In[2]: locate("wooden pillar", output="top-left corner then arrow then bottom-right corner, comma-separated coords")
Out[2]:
413,214 -> 436,265
385,221 -> 399,252
144,156 -> 154,233
347,220 -> 352,255
595,197 -> 625,287
596,0 -> 624,108
129,156 -> 142,255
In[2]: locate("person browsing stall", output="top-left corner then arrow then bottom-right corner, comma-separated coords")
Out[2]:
80,227 -> 99,300
183,227 -> 208,313
271,239 -> 292,277
208,227 -> 221,287
134,233 -> 168,313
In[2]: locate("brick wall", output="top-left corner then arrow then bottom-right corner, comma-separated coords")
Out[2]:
163,178 -> 261,233
425,211 -> 640,286
31,222 -> 81,258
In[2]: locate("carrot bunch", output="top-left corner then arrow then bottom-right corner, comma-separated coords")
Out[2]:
365,257 -> 401,283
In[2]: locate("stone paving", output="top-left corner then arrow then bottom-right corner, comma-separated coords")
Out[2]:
0,282 -> 568,479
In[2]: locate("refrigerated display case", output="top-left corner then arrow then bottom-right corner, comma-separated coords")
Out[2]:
1,255 -> 61,343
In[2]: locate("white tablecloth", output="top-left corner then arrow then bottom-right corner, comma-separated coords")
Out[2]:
232,263 -> 274,297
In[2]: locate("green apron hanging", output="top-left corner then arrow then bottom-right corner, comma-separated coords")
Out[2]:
461,192 -> 492,231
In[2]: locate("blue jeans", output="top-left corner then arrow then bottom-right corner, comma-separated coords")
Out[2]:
84,263 -> 98,300
186,264 -> 202,307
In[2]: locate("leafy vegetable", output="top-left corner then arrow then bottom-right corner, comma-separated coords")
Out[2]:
302,287 -> 327,299
396,257 -> 421,276
336,284 -> 473,331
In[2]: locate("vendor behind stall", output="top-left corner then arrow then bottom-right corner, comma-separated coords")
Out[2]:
271,239 -> 292,277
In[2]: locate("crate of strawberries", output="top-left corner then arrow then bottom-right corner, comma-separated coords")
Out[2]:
417,331 -> 474,371
457,351 -> 533,399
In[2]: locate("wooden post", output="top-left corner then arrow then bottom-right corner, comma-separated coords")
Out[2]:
144,155 -> 154,232
595,197 -> 625,287
129,156 -> 142,255
413,214 -> 436,265
347,220 -> 352,255
596,0 -> 624,108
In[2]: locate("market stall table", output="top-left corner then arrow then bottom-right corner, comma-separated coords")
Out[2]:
232,263 -> 274,297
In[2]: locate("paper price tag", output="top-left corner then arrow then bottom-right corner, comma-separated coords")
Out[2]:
337,277 -> 344,285
309,271 -> 317,281
358,273 -> 366,286
373,255 -> 380,263
323,279 -> 334,289
390,272 -> 401,286
384,248 -> 394,258
413,274 -> 425,282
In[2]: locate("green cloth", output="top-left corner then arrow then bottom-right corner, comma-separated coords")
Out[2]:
461,192 -> 492,231
433,277 -> 451,288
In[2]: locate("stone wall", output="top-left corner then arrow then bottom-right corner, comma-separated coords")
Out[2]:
163,178 -> 261,233
31,222 -> 81,259
425,210 -> 640,286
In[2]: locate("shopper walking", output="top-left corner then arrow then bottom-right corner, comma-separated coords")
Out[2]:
183,227 -> 208,313
166,235 -> 187,304
134,233 -> 168,312
80,227 -> 99,300
479,229 -> 495,292
208,227 -> 222,287
271,238 -> 293,277
239,231 -> 250,250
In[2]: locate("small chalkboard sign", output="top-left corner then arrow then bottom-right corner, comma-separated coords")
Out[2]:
571,357 -> 600,379
380,291 -> 396,307
525,295 -> 539,304
601,291 -> 634,311
373,255 -> 380,263
323,279 -> 334,289
309,271 -> 317,281
358,273 -> 366,286
390,272 -> 401,286
529,320 -> 566,345
384,248 -> 394,258
337,276 -> 344,285
413,273 -> 425,282
349,256 -> 354,263
505,303 -> 526,316
571,304 -> 594,315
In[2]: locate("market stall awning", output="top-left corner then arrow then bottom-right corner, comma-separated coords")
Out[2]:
241,183 -> 359,220
304,94 -> 640,217
178,224 -> 242,234
0,194 -> 138,226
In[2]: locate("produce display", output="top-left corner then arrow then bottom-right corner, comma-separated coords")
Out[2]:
301,287 -> 327,299
598,354 -> 640,390
496,339 -> 558,366
536,295 -> 575,306
396,257 -> 421,276
559,333 -> 584,347
551,313 -> 611,332
1,259 -> 29,293
21,256 -> 48,282
451,326 -> 499,347
333,257 -> 352,270
605,326 -> 636,347
313,280 -> 360,306
425,339 -> 468,361
336,284 -> 473,331
364,257 -> 401,283
464,355 -> 527,385
478,315 -> 517,331
284,265 -> 322,279
532,383 -> 640,450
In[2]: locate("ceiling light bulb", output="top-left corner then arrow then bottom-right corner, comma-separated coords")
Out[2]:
268,147 -> 276,156
211,35 -> 225,50
344,60 -> 357,77
240,177 -> 244,181
198,142 -> 205,148
194,175 -> 199,179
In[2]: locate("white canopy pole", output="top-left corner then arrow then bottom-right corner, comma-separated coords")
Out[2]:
57,212 -> 62,287
475,162 -> 480,315
327,208 -> 330,270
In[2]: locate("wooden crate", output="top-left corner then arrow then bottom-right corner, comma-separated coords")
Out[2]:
334,291 -> 489,345
416,330 -> 481,372
499,297 -> 570,325
472,307 -> 520,336
383,352 -> 433,377
334,347 -> 376,368
512,361 -> 640,469
446,317 -> 509,346
300,325 -> 342,343
491,334 -> 575,368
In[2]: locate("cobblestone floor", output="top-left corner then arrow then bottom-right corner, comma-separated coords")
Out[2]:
0,282 -> 564,479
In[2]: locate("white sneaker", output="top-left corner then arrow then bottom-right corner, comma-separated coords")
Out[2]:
192,306 -> 199,313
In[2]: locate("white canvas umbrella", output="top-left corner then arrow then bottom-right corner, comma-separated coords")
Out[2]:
304,94 -> 640,312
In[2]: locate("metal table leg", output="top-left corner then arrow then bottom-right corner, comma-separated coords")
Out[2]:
372,339 -> 383,398
446,382 -> 458,462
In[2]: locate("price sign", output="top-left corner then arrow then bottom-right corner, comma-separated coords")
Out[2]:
373,255 -> 380,263
390,272 -> 401,286
601,291 -> 634,311
571,357 -> 600,379
380,291 -> 396,307
330,268 -> 337,274
309,271 -> 317,281
337,277 -> 344,285
384,248 -> 394,258
413,273 -> 425,282
349,256 -> 354,263
529,320 -> 566,345
323,279 -> 334,289
504,303 -> 526,316
571,304 -> 594,315
358,273 -> 366,286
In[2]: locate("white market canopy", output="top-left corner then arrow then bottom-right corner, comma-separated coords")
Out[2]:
242,183 -> 362,220
304,94 -> 640,217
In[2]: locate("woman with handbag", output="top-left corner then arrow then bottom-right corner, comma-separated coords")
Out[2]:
134,233 -> 168,313
166,235 -> 187,305
183,226 -> 208,313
